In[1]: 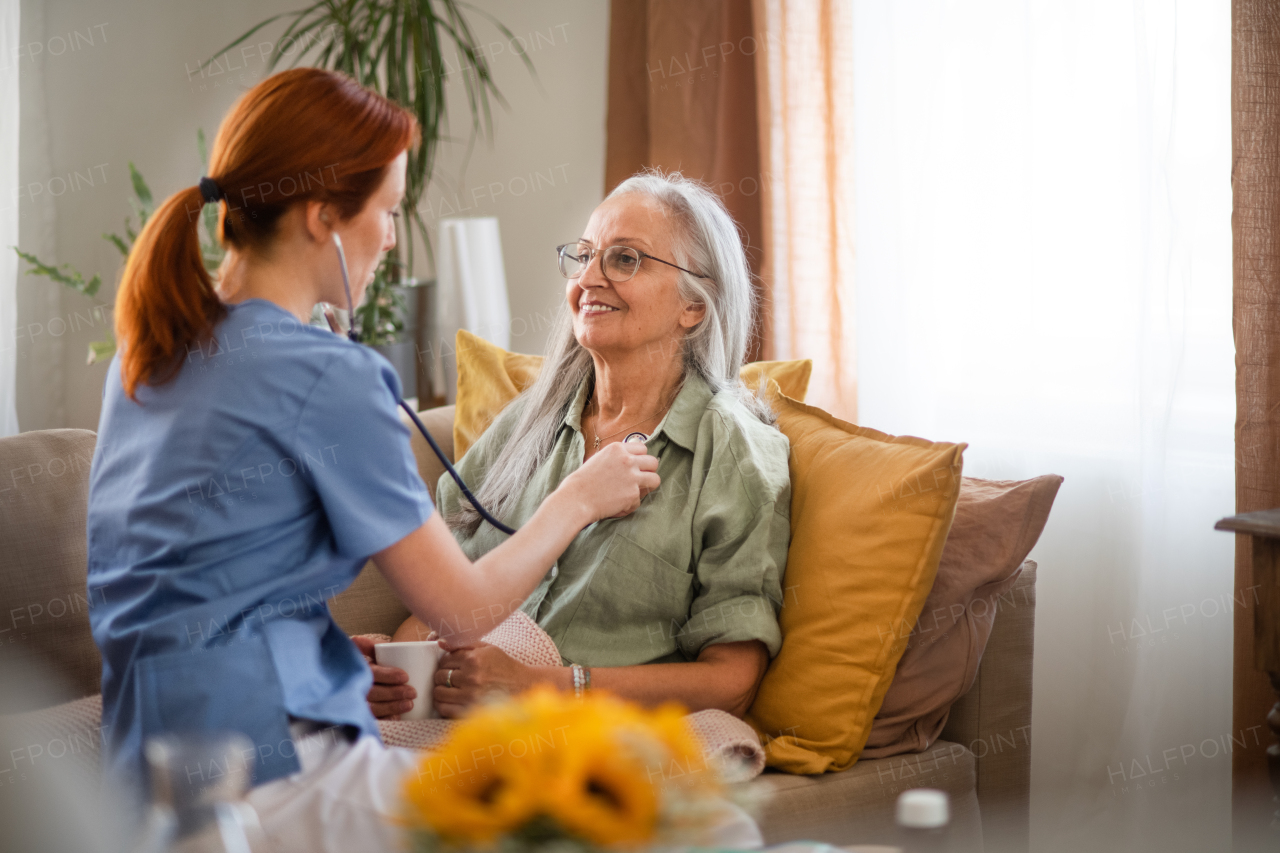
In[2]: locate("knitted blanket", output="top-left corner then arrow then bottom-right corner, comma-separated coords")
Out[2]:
365,611 -> 766,782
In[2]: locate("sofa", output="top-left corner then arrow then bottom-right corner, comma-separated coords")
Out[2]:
0,413 -> 1036,852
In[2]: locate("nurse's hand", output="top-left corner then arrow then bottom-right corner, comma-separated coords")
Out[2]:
352,634 -> 417,720
560,441 -> 661,520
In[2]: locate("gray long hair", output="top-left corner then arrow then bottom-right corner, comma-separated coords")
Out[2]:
450,169 -> 772,535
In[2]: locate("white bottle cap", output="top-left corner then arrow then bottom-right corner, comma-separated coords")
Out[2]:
896,788 -> 949,829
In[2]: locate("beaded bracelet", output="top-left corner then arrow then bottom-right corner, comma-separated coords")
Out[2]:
570,663 -> 592,700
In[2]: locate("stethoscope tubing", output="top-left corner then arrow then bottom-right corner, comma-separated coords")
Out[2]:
330,233 -> 516,535
397,400 -> 517,535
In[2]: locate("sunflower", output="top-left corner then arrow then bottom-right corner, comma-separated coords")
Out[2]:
402,713 -> 540,843
402,687 -> 723,850
541,726 -> 659,847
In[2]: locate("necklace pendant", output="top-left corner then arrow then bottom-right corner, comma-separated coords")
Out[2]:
593,436 -> 600,451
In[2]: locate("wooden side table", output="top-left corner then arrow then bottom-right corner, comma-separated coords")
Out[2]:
1215,508 -> 1280,831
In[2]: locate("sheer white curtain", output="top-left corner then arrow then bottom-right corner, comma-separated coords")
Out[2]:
852,2 -> 1234,851
0,0 -> 18,436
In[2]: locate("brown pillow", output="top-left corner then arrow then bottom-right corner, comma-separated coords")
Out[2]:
862,474 -> 1062,759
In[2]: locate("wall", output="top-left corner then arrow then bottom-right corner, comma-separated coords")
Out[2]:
427,0 -> 608,365
15,0 -> 608,431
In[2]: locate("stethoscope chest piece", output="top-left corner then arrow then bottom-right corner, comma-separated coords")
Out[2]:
623,432 -> 649,444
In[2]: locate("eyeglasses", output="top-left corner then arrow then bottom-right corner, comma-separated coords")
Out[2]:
556,241 -> 710,283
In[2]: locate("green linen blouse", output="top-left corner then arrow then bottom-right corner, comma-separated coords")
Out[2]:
435,370 -> 792,668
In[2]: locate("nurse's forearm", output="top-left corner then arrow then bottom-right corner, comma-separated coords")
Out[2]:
374,489 -> 593,646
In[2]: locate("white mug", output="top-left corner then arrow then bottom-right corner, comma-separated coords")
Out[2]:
374,641 -> 443,720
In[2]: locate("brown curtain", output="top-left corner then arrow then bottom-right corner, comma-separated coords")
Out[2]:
1232,0 -> 1280,838
606,0 -> 769,361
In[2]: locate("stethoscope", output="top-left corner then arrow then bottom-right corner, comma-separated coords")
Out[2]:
327,235 -> 655,534
327,233 -> 518,535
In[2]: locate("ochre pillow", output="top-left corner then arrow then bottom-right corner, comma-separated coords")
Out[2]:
745,380 -> 966,774
453,330 -> 544,458
740,359 -> 812,402
862,475 -> 1062,760
451,328 -> 812,458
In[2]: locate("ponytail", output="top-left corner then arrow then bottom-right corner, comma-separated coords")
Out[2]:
114,186 -> 225,399
111,68 -> 417,401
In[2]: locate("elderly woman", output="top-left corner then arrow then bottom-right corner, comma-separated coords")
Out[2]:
376,171 -> 790,720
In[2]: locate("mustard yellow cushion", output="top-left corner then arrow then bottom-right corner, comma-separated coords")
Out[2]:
451,329 -> 812,458
740,359 -> 812,402
453,330 -> 544,458
745,380 -> 966,774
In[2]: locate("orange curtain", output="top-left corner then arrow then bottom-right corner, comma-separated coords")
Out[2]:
606,0 -> 770,361
751,0 -> 856,420
605,1 -> 856,416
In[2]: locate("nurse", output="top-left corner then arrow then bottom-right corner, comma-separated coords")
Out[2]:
86,68 -> 659,851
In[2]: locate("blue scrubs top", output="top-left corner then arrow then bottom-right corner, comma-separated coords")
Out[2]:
87,298 -> 433,788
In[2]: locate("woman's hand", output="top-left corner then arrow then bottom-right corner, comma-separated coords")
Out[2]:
432,640 -> 536,718
352,634 -> 417,720
559,441 -> 660,521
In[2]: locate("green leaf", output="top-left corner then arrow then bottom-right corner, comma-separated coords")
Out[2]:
13,248 -> 102,296
87,337 -> 117,365
129,162 -> 153,207
103,232 -> 130,257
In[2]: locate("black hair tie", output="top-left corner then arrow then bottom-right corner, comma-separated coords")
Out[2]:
198,176 -> 224,205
